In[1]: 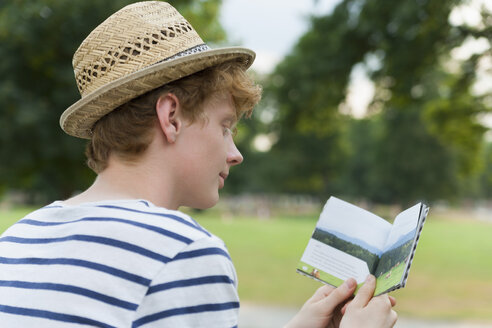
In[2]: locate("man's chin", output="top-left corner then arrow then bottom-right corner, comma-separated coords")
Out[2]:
185,194 -> 219,210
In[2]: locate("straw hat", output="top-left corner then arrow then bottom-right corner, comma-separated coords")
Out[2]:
60,1 -> 255,139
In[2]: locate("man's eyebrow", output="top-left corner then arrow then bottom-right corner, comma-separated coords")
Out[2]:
222,114 -> 238,125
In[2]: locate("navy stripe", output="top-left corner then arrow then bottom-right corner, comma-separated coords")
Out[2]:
0,304 -> 116,328
0,257 -> 150,286
18,217 -> 193,244
132,302 -> 239,327
173,247 -> 231,261
138,200 -> 151,207
0,280 -> 138,310
147,275 -> 234,295
96,205 -> 211,237
0,235 -> 171,264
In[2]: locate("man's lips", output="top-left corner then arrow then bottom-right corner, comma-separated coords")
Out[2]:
219,172 -> 228,188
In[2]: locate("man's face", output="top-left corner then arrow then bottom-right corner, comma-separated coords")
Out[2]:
173,94 -> 243,209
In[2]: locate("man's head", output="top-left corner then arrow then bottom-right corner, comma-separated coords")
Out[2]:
60,1 -> 262,209
86,60 -> 261,173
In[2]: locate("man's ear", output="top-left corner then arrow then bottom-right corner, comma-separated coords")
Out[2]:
155,93 -> 182,144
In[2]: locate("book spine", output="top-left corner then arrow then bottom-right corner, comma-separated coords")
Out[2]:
401,204 -> 429,287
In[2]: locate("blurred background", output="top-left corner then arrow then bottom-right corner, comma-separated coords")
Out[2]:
1,0 -> 491,326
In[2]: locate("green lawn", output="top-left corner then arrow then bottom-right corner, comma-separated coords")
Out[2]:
2,207 -> 492,322
0,207 -> 35,232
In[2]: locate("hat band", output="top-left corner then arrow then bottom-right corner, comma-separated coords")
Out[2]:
153,43 -> 210,66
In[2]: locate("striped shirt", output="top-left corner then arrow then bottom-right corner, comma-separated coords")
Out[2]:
0,199 -> 240,327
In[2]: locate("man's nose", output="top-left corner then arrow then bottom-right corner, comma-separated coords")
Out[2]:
227,141 -> 243,166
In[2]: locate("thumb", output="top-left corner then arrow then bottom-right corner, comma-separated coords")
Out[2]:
351,274 -> 376,308
341,293 -> 395,315
389,295 -> 397,307
319,278 -> 357,311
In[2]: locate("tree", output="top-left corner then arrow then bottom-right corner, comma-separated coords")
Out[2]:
476,141 -> 492,198
267,0 -> 491,205
0,0 -> 225,202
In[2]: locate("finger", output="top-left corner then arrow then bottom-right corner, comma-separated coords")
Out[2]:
370,293 -> 395,308
319,278 -> 357,312
350,274 -> 376,308
340,300 -> 352,315
389,309 -> 398,326
389,295 -> 397,307
371,294 -> 392,307
342,288 -> 393,314
307,284 -> 337,304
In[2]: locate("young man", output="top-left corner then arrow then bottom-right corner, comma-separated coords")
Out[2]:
0,2 -> 397,327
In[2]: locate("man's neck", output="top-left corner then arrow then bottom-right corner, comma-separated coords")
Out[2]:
63,156 -> 179,210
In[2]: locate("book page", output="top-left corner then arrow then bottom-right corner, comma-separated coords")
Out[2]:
297,197 -> 392,286
374,203 -> 422,294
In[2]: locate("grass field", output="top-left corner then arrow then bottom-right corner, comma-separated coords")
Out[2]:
1,207 -> 492,322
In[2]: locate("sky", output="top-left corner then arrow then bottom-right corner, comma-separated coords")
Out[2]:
317,197 -> 392,252
220,0 -> 340,75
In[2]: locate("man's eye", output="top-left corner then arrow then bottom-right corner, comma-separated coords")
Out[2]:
224,126 -> 237,137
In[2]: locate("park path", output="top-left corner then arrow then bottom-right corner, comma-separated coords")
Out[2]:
238,302 -> 492,328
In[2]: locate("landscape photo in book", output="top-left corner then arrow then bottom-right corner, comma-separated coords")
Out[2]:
311,228 -> 381,275
297,197 -> 391,289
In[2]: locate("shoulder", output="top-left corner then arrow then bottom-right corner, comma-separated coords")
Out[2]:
24,199 -> 213,241
6,199 -> 222,267
133,230 -> 239,328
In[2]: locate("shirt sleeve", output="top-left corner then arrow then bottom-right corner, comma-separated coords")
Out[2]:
131,235 -> 240,328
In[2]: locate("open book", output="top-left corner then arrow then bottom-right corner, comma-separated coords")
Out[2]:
297,196 -> 429,295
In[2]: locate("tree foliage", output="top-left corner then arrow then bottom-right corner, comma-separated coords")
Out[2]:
0,0 -> 225,202
266,0 -> 491,205
312,228 -> 380,273
375,239 -> 413,277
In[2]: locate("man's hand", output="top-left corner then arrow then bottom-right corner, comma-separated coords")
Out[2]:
340,275 -> 398,328
284,278 -> 357,328
285,275 -> 398,328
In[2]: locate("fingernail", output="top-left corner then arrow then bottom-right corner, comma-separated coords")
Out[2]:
365,274 -> 375,283
345,278 -> 356,289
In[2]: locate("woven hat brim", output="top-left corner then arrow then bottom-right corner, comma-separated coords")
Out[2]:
60,47 -> 255,139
